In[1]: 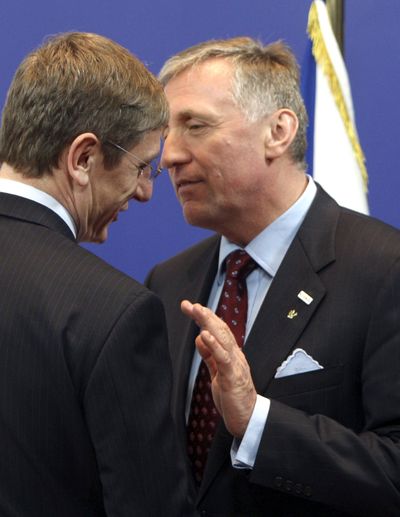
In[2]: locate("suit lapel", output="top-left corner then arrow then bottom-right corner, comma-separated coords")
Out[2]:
246,186 -> 339,391
245,238 -> 327,392
245,187 -> 339,393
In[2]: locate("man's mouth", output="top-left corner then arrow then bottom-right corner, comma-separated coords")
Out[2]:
176,179 -> 202,195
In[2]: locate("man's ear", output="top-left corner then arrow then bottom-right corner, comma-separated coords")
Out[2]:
66,133 -> 100,187
264,109 -> 298,161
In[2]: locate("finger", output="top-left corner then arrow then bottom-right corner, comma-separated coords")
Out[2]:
181,299 -> 205,328
199,330 -> 232,369
181,300 -> 228,335
195,335 -> 218,379
181,300 -> 237,353
195,334 -> 213,362
181,299 -> 194,319
181,301 -> 217,328
191,304 -> 236,351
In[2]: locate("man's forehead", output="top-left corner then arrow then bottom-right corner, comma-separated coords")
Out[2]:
166,97 -> 236,126
167,58 -> 234,87
164,61 -> 236,117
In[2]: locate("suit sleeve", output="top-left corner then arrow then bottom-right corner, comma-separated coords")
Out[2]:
82,289 -> 194,517
249,257 -> 400,516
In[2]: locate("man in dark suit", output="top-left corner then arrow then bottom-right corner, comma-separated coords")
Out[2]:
0,32 -> 194,516
146,37 -> 400,516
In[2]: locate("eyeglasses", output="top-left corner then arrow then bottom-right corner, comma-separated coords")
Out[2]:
105,140 -> 162,181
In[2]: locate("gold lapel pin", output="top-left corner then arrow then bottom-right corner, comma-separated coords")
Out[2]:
287,309 -> 298,319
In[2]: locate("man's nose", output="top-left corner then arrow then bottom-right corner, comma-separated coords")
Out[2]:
160,131 -> 191,170
132,178 -> 153,203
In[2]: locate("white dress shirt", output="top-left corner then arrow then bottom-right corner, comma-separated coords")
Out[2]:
0,178 -> 77,238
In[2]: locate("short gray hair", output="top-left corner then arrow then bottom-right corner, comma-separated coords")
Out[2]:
159,37 -> 307,168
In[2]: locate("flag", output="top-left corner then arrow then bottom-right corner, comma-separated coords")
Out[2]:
302,0 -> 369,214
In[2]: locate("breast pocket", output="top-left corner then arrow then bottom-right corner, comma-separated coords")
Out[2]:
266,365 -> 345,418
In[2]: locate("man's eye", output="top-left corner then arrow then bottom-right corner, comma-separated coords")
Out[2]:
137,164 -> 147,175
188,123 -> 205,131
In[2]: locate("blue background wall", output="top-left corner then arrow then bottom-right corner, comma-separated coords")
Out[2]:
1,0 -> 399,281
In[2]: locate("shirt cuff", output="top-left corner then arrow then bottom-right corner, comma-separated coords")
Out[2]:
231,394 -> 270,469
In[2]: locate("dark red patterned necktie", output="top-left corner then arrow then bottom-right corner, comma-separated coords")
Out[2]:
187,250 -> 257,485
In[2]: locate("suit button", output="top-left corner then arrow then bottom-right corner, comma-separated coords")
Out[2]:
304,485 -> 312,497
274,476 -> 283,488
294,483 -> 303,494
285,480 -> 293,492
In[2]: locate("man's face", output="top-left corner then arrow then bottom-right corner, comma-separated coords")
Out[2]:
162,59 -> 270,244
83,129 -> 161,243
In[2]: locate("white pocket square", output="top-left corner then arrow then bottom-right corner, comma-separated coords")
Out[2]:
275,348 -> 323,378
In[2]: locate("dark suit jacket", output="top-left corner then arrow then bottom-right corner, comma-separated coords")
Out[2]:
0,193 -> 192,517
146,186 -> 400,517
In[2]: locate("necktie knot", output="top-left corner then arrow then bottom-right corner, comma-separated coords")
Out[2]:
218,250 -> 257,339
225,250 -> 257,282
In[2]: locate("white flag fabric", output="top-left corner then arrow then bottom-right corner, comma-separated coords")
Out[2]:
307,0 -> 369,214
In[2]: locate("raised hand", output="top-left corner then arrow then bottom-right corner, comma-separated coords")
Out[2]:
181,300 -> 257,438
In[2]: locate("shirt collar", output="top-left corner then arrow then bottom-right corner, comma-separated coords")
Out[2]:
218,175 -> 317,278
0,178 -> 77,238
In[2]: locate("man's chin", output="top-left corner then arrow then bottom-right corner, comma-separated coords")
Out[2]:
79,225 -> 110,244
94,227 -> 109,244
183,206 -> 214,231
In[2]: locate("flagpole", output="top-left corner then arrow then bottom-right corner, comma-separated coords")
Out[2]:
326,0 -> 344,55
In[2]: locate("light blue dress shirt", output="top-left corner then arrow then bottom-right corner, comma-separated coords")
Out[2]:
185,176 -> 317,468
